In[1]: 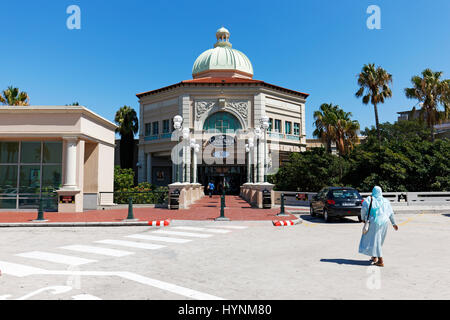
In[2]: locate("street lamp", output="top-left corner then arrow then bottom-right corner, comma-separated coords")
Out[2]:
246,137 -> 254,183
190,139 -> 200,183
260,115 -> 270,183
173,115 -> 184,183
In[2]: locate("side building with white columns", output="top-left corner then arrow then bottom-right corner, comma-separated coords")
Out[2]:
0,106 -> 117,212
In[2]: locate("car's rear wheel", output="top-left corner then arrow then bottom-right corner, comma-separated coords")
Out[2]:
310,205 -> 316,217
323,209 -> 331,223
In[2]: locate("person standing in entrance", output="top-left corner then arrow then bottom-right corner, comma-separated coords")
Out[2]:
207,181 -> 215,198
359,186 -> 399,267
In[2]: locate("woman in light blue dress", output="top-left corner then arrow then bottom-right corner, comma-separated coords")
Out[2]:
359,186 -> 399,267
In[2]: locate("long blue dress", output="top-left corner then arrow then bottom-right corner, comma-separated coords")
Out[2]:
358,187 -> 396,257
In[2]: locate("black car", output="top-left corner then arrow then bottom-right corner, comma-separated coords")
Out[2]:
310,187 -> 363,222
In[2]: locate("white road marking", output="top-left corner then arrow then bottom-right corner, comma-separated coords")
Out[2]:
0,260 -> 223,300
209,225 -> 248,229
172,226 -> 231,234
16,286 -> 72,300
15,251 -> 96,266
126,234 -> 192,243
60,245 -> 134,257
95,240 -> 165,250
72,294 -> 102,300
152,230 -> 213,238
0,261 -> 47,277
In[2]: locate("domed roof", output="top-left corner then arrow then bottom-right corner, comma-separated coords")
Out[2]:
192,27 -> 253,79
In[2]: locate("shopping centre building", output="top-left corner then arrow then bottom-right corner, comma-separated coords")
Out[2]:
0,106 -> 116,212
137,27 -> 309,197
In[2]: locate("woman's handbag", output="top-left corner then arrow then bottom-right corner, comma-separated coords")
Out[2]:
362,197 -> 373,235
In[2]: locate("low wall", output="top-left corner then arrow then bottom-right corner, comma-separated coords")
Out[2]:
240,183 -> 275,209
274,191 -> 450,206
168,183 -> 205,209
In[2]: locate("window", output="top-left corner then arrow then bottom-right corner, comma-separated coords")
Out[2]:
163,119 -> 170,133
152,121 -> 159,135
0,141 -> 62,210
145,123 -> 151,136
203,112 -> 242,133
268,118 -> 273,132
285,121 -> 292,134
274,119 -> 281,133
294,123 -> 300,135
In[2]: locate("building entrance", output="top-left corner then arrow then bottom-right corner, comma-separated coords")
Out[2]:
198,165 -> 246,195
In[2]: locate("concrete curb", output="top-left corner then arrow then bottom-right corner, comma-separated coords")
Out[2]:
0,221 -> 150,228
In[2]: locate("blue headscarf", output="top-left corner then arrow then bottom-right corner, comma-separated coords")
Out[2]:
369,186 -> 389,225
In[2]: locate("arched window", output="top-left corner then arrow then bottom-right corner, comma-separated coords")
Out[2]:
203,112 -> 242,133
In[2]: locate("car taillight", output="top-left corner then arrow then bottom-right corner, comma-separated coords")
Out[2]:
327,199 -> 336,205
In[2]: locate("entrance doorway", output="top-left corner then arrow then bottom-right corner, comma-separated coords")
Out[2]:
198,165 -> 246,195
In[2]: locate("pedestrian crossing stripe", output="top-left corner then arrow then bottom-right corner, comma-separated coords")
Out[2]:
172,226 -> 231,233
152,230 -> 213,238
94,239 -> 165,250
15,251 -> 97,266
126,234 -> 192,243
60,245 -> 134,257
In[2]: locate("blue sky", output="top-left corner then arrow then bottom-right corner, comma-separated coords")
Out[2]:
1,0 -> 449,138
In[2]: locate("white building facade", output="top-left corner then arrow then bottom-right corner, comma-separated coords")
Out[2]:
137,28 -> 309,195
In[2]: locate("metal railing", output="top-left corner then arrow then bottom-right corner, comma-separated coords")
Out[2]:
98,191 -> 168,206
0,192 -> 58,211
273,191 -> 450,206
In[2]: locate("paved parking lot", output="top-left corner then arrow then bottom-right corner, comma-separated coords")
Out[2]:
0,212 -> 449,300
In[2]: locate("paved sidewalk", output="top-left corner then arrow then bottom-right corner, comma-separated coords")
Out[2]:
0,195 -> 296,225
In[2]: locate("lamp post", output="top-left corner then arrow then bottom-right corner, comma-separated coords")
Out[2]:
190,139 -> 200,184
254,127 -> 262,183
246,137 -> 254,183
182,127 -> 190,183
260,116 -> 270,183
173,115 -> 183,183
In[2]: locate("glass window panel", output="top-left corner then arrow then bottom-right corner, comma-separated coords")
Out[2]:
21,142 -> 41,163
203,112 -> 242,133
275,120 -> 281,132
42,165 -> 62,192
145,123 -> 151,136
294,123 -> 300,135
0,142 -> 19,163
152,121 -> 159,135
163,120 -> 170,133
19,165 -> 41,194
0,165 -> 18,193
43,142 -> 62,163
0,198 -> 16,209
19,197 -> 40,209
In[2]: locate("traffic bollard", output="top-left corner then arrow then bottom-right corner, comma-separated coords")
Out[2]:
277,193 -> 289,216
215,193 -> 230,221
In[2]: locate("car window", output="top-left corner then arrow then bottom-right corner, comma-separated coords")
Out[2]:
331,189 -> 360,199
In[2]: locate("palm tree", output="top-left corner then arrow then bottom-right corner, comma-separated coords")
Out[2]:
355,64 -> 393,142
114,106 -> 138,169
313,103 -> 360,156
313,103 -> 338,153
334,109 -> 360,156
404,69 -> 450,141
0,86 -> 30,106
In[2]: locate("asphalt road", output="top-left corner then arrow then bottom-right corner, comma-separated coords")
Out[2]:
0,212 -> 449,300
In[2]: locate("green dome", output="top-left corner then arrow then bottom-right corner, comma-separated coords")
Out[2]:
192,27 -> 254,78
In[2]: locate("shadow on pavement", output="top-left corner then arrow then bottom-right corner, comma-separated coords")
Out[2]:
442,214 -> 450,217
299,214 -> 361,224
320,258 -> 372,266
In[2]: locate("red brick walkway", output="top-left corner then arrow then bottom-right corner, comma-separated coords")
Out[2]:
0,195 -> 296,223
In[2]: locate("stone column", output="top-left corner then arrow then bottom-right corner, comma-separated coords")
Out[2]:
192,148 -> 198,184
146,153 -> 152,183
63,137 -> 78,190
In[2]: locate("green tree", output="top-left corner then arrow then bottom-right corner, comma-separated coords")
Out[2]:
404,69 -> 450,141
271,148 -> 344,191
313,103 -> 360,156
114,106 -> 138,169
0,86 -> 29,106
355,63 -> 393,142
